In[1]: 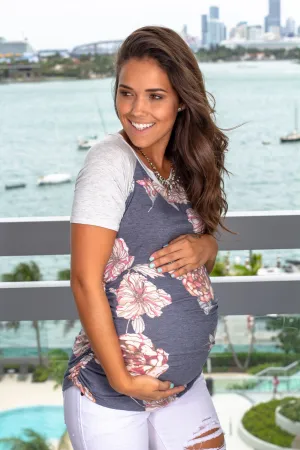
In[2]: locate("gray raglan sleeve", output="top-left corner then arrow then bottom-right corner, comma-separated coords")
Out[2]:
70,141 -> 135,231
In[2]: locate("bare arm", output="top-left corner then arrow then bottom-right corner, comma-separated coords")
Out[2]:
70,223 -> 130,392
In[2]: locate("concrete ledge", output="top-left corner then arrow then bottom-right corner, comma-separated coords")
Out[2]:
276,405 -> 300,436
238,420 -> 291,450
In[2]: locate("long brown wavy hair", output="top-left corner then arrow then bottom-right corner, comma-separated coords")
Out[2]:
113,26 -> 229,235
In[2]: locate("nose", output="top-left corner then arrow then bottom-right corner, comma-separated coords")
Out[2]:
130,95 -> 148,116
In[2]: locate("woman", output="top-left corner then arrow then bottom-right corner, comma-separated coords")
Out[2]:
63,26 -> 228,450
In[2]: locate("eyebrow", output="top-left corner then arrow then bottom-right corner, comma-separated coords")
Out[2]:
118,84 -> 168,93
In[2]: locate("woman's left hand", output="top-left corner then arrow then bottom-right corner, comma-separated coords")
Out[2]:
149,234 -> 218,278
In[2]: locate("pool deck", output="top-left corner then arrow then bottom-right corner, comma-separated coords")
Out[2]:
3,373 -> 299,450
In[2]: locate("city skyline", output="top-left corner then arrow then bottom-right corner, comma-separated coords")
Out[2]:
1,0 -> 300,49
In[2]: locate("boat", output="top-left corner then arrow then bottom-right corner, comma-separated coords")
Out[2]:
280,106 -> 300,143
37,173 -> 72,186
77,102 -> 107,151
77,135 -> 99,150
5,183 -> 27,190
262,140 -> 271,145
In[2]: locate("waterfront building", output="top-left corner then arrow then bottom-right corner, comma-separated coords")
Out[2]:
201,14 -> 208,47
209,6 -> 219,20
221,37 -> 300,50
235,22 -> 248,40
208,20 -> 226,48
71,40 -> 123,56
0,39 -> 34,57
38,49 -> 70,59
205,6 -> 226,48
285,17 -> 296,37
265,0 -> 281,33
247,25 -> 263,41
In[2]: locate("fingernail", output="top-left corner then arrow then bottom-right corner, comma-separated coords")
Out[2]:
149,263 -> 155,268
157,268 -> 163,273
170,383 -> 174,389
149,256 -> 154,261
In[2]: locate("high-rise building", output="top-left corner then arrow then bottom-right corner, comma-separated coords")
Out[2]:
265,0 -> 281,32
247,25 -> 263,41
208,20 -> 224,47
209,6 -> 219,20
285,17 -> 296,36
201,14 -> 208,46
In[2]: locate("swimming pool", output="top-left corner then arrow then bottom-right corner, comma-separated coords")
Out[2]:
0,405 -> 65,448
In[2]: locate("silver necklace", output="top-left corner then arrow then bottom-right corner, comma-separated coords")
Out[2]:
138,149 -> 177,191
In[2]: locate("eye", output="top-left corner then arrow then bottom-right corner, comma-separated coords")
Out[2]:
119,90 -> 132,97
150,94 -> 163,100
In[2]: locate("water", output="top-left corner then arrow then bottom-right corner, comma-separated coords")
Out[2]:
1,61 -> 300,351
0,406 -> 65,448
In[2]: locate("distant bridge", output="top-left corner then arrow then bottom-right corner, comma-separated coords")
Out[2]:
71,40 -> 124,56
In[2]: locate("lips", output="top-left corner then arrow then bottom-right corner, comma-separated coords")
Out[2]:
128,119 -> 155,133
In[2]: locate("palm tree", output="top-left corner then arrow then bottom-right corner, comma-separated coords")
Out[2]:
0,428 -> 71,450
1,262 -> 44,366
55,269 -> 79,336
0,429 -> 53,450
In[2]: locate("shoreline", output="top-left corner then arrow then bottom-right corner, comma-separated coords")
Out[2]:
1,59 -> 299,86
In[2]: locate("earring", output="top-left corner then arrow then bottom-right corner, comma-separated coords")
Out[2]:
178,107 -> 182,112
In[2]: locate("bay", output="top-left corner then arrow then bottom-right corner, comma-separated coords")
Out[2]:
1,60 -> 300,352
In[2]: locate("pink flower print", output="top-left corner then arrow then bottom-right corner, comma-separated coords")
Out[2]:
73,329 -> 91,357
68,354 -> 96,402
116,272 -> 172,332
181,267 -> 214,303
104,238 -> 134,283
186,208 -> 205,234
154,182 -> 188,205
136,178 -> 158,205
143,395 -> 177,412
119,333 -> 169,378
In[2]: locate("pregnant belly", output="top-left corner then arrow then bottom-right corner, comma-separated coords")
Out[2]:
117,302 -> 218,386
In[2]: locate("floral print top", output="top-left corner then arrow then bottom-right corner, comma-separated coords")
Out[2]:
63,134 -> 218,412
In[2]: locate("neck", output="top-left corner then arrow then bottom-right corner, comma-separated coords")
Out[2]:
120,130 -> 170,171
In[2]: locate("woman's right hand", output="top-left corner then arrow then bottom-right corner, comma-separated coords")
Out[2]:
118,374 -> 186,402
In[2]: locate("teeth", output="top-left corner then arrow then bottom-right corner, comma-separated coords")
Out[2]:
131,121 -> 154,130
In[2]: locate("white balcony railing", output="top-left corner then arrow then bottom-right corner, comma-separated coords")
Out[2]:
0,211 -> 300,321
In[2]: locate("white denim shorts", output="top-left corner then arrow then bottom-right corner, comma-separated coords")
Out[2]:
63,374 -> 225,450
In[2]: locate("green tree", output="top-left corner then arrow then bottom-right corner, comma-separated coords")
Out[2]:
211,253 -> 262,371
266,316 -> 300,354
57,269 -> 70,280
47,349 -> 69,389
1,262 -> 44,366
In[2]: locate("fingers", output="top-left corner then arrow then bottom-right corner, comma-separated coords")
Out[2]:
149,241 -> 184,263
157,380 -> 173,390
156,384 -> 186,400
150,250 -> 184,273
171,263 -> 201,278
156,380 -> 185,396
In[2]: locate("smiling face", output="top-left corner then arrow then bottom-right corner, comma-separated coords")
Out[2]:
115,58 -> 180,153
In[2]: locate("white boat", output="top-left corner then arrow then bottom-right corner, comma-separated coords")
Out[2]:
37,173 -> 72,186
77,135 -> 99,150
280,106 -> 300,143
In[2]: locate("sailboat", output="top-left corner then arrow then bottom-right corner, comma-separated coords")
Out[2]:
280,106 -> 300,143
77,101 -> 107,150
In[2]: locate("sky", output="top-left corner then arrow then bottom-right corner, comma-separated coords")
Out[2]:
1,0 -> 300,50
